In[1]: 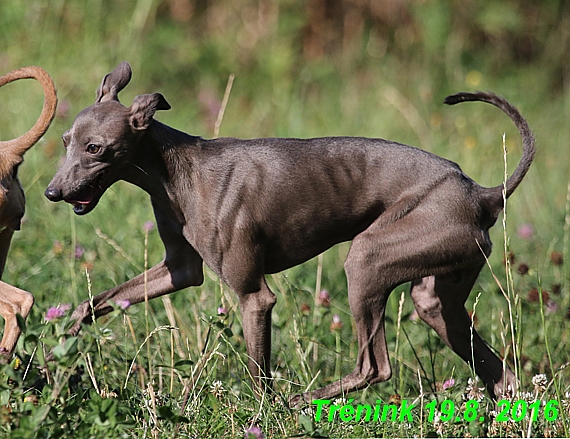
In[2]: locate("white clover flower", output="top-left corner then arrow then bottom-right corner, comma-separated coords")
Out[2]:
532,374 -> 548,392
432,412 -> 445,435
464,377 -> 485,402
210,380 -> 225,398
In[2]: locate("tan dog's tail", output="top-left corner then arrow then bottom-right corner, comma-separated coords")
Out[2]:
444,92 -> 535,199
0,66 -> 57,158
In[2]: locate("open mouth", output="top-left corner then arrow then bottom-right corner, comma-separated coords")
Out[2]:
64,174 -> 106,215
65,187 -> 100,214
69,198 -> 95,214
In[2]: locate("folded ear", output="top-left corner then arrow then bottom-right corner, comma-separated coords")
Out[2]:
129,93 -> 171,130
95,62 -> 132,103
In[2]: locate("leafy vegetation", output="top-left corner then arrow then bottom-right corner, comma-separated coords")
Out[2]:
0,1 -> 569,437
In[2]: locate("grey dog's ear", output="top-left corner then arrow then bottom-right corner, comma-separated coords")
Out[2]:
129,93 -> 171,130
95,62 -> 132,103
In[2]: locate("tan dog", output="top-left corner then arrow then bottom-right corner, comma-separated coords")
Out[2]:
0,66 -> 57,356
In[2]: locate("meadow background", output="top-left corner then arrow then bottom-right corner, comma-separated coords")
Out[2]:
1,0 -> 570,437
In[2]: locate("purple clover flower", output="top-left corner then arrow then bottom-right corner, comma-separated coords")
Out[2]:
45,306 -> 67,321
442,378 -> 455,390
244,426 -> 264,439
317,289 -> 331,307
517,224 -> 533,240
116,299 -> 130,310
75,245 -> 85,260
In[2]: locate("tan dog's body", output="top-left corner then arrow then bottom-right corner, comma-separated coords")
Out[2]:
0,67 -> 57,355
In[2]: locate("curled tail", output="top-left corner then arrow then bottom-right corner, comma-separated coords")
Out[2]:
0,66 -> 57,158
444,92 -> 535,203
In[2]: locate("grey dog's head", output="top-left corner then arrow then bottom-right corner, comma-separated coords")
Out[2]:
44,62 -> 170,214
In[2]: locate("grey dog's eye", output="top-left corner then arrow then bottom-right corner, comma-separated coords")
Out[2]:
87,144 -> 101,154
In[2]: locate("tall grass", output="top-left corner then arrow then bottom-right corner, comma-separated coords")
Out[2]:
0,1 -> 569,437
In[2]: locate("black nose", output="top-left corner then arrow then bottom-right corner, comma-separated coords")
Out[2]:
44,186 -> 63,202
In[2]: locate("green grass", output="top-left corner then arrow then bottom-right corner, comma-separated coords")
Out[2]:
1,1 -> 570,437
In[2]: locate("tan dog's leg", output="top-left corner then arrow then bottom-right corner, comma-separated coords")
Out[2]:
0,228 -> 33,356
0,282 -> 33,356
0,66 -> 57,356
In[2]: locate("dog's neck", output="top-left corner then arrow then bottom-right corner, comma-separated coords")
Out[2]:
125,120 -> 200,222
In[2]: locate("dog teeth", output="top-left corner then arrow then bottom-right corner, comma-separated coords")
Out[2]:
73,204 -> 86,214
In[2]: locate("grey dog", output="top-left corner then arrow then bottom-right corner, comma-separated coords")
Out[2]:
45,62 -> 534,403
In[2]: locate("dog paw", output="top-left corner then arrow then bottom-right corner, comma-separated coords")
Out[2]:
0,348 -> 11,365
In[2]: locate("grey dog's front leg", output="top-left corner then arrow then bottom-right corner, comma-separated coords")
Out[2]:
69,254 -> 203,336
237,280 -> 277,395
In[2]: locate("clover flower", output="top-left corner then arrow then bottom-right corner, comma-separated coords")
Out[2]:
442,378 -> 455,390
532,373 -> 548,392
317,289 -> 331,307
143,221 -> 155,233
116,299 -> 130,310
210,380 -> 225,398
517,224 -> 533,240
45,304 -> 70,321
330,314 -> 343,331
244,425 -> 264,439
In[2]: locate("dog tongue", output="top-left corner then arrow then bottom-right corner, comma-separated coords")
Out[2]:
66,187 -> 96,206
67,188 -> 97,214
65,198 -> 92,207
